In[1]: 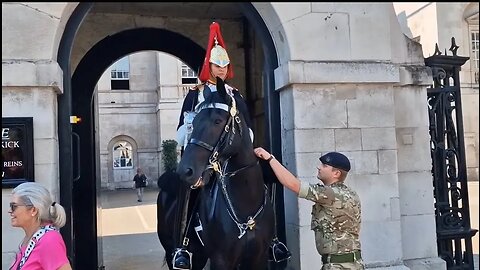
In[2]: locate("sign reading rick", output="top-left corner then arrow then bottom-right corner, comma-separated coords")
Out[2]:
2,117 -> 34,188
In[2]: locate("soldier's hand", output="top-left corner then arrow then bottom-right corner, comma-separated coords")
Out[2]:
254,147 -> 270,160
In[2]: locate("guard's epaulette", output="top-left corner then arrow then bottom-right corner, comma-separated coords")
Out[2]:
225,84 -> 244,98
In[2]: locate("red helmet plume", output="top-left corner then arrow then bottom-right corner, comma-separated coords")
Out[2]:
198,22 -> 234,82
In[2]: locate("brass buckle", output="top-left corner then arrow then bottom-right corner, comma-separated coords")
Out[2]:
182,237 -> 189,247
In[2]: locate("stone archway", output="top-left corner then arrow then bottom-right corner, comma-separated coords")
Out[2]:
57,3 -> 283,269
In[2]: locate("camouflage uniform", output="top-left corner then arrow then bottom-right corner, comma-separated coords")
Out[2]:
298,181 -> 364,270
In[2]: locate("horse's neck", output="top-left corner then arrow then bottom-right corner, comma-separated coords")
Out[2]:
227,135 -> 257,174
226,144 -> 264,194
223,121 -> 263,189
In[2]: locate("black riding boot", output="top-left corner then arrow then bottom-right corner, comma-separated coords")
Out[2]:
173,247 -> 192,270
269,238 -> 292,263
172,188 -> 192,270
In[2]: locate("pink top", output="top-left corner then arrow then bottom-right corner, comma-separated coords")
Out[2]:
10,229 -> 70,270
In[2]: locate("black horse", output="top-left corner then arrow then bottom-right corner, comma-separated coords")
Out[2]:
157,78 -> 274,269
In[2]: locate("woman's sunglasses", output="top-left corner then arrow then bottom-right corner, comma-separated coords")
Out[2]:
9,202 -> 33,212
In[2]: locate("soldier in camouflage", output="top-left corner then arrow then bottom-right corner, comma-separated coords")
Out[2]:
254,147 -> 364,270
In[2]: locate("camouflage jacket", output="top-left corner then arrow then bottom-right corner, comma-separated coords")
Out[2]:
298,181 -> 361,255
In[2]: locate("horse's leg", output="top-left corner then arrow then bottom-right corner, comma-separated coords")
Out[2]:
209,253 -> 238,270
238,239 -> 270,270
157,189 -> 175,269
238,257 -> 268,270
157,171 -> 184,269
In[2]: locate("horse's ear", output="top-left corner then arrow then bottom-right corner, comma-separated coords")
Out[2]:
216,77 -> 231,106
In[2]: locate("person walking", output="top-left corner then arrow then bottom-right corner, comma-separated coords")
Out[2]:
254,147 -> 364,270
133,167 -> 147,202
8,182 -> 72,270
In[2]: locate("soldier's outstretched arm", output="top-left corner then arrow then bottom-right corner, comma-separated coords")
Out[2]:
254,147 -> 300,194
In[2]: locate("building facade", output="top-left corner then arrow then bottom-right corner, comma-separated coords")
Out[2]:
96,52 -> 192,190
3,2 -> 477,269
394,2 -> 479,182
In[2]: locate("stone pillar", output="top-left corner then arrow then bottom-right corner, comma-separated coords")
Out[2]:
2,60 -> 64,268
275,59 -> 445,269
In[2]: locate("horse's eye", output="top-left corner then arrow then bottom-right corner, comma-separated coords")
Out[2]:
214,119 -> 222,125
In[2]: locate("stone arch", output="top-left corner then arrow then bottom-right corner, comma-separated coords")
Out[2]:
51,3 -> 81,61
463,2 -> 479,21
57,3 -> 285,268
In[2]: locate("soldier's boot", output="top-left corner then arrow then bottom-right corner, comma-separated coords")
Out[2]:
269,238 -> 292,263
172,189 -> 192,270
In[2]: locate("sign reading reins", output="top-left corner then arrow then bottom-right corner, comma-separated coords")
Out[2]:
2,117 -> 34,188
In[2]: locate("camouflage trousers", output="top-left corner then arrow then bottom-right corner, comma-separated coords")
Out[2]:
322,261 -> 365,270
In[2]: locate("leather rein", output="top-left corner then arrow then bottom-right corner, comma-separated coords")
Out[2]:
187,98 -> 267,238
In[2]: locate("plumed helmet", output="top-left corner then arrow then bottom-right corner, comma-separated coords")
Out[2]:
198,22 -> 234,82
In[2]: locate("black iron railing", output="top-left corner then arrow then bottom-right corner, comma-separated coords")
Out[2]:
424,37 -> 478,270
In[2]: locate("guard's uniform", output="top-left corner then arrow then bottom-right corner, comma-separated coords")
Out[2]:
298,177 -> 364,269
177,82 -> 252,130
171,21 -> 262,270
176,81 -> 254,148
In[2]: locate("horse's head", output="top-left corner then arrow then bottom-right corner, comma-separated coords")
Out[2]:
177,78 -> 250,189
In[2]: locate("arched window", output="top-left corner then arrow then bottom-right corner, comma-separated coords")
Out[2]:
112,141 -> 133,169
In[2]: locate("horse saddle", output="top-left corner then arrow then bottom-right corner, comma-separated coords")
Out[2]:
269,238 -> 292,263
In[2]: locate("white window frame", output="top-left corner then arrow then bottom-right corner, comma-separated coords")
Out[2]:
112,141 -> 133,169
110,56 -> 130,90
181,64 -> 198,86
181,64 -> 196,79
111,57 -> 130,80
466,12 -> 479,85
470,29 -> 479,85
111,70 -> 130,80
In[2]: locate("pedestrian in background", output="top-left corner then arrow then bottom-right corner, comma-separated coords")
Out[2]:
133,167 -> 147,202
8,181 -> 72,270
254,147 -> 364,270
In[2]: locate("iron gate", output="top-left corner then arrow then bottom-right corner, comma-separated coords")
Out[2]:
424,37 -> 478,270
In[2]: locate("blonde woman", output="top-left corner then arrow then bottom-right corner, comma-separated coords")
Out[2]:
8,182 -> 72,270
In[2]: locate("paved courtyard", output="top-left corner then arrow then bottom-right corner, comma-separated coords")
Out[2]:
100,183 -> 479,270
100,188 -> 169,270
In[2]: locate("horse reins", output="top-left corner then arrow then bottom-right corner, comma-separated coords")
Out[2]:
218,158 -> 267,239
187,96 -> 268,239
188,98 -> 242,187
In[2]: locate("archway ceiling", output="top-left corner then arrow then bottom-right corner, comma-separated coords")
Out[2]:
90,2 -> 244,19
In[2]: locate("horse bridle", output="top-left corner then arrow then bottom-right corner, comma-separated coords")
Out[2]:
188,98 -> 243,189
187,97 -> 267,238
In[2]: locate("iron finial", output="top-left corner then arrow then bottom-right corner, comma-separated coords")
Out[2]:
434,43 -> 442,56
449,37 -> 459,56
